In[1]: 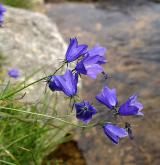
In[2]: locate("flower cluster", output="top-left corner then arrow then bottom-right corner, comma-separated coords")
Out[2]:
96,86 -> 143,144
96,86 -> 143,116
48,38 -> 144,144
1,4 -> 143,145
0,3 -> 6,26
48,38 -> 107,94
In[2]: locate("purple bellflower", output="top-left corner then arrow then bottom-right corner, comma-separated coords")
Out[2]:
0,4 -> 6,26
48,69 -> 78,97
103,123 -> 128,144
75,45 -> 107,79
65,38 -> 88,63
118,94 -> 143,116
96,86 -> 118,110
8,69 -> 20,79
75,54 -> 104,79
75,101 -> 97,124
88,45 -> 107,64
48,76 -> 62,92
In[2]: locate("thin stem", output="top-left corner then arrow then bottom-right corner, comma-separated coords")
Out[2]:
0,63 -> 66,100
0,160 -> 16,165
0,106 -> 92,128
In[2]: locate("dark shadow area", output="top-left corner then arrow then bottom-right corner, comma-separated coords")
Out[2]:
42,141 -> 86,165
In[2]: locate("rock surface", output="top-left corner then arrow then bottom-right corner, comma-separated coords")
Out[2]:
0,7 -> 77,164
0,6 -> 66,101
46,2 -> 160,165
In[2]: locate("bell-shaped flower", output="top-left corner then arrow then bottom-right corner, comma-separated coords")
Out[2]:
0,4 -> 6,26
118,94 -> 143,116
65,38 -> 88,63
75,54 -> 104,79
103,123 -> 128,144
96,86 -> 118,110
75,101 -> 97,124
48,76 -> 62,92
48,69 -> 78,97
88,45 -> 107,64
8,69 -> 20,79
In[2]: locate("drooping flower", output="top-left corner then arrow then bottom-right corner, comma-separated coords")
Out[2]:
48,69 -> 78,97
118,94 -> 143,116
75,45 -> 107,79
103,123 -> 128,144
75,54 -> 104,79
0,4 -> 6,26
75,101 -> 97,124
8,69 -> 20,79
96,86 -> 118,110
88,45 -> 107,64
65,38 -> 88,63
48,76 -> 62,92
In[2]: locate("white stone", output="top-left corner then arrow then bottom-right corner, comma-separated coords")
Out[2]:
0,6 -> 67,101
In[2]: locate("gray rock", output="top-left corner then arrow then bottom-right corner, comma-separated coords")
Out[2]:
0,6 -> 67,101
0,7 -> 78,164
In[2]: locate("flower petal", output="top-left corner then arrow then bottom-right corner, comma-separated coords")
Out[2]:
96,86 -> 118,109
65,38 -> 88,62
48,70 -> 78,97
118,94 -> 144,116
75,101 -> 97,124
8,69 -> 20,79
88,45 -> 107,64
103,124 -> 128,144
85,64 -> 103,79
0,4 -> 6,25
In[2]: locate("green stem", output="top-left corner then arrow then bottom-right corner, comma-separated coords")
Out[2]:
0,63 -> 66,100
0,106 -> 92,128
0,160 -> 16,165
